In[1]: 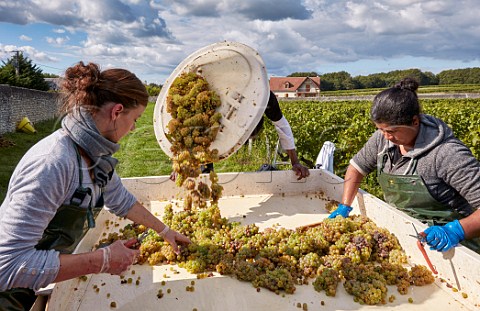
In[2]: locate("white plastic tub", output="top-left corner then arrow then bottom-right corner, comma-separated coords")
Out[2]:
47,170 -> 480,311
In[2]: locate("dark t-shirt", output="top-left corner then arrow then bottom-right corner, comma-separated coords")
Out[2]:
264,91 -> 283,122
250,91 -> 283,138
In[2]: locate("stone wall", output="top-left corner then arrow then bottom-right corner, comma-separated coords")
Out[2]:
0,85 -> 59,135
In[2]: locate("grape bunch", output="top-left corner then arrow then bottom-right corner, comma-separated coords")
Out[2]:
342,263 -> 388,305
313,267 -> 340,296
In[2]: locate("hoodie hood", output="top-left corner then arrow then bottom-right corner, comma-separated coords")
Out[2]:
406,114 -> 455,158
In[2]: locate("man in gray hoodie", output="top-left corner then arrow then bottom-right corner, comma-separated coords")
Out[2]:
328,78 -> 480,253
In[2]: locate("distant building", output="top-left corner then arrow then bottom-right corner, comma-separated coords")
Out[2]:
269,76 -> 321,98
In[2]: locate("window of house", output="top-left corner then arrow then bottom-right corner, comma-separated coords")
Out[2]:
306,84 -> 310,92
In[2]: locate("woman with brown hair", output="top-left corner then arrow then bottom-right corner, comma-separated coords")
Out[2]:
0,62 -> 190,310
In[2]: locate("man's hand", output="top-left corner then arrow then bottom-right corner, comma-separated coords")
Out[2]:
423,220 -> 465,252
292,163 -> 310,180
285,149 -> 309,180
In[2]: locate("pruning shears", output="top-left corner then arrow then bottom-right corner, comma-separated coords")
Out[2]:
124,231 -> 149,249
409,223 -> 438,274
98,230 -> 149,249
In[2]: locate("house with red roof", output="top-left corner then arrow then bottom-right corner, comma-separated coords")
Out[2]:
269,76 -> 321,98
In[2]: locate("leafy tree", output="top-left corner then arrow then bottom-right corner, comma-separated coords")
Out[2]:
423,71 -> 439,85
288,72 -> 319,77
319,71 -> 355,91
145,82 -> 162,96
384,68 -> 437,86
283,67 -> 477,91
437,68 -> 480,84
352,69 -> 439,89
0,52 -> 50,91
353,75 -> 388,89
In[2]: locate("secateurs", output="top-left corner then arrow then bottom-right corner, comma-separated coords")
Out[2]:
124,230 -> 149,249
409,223 -> 438,274
98,230 -> 149,249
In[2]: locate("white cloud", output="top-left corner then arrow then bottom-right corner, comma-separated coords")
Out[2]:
0,43 -> 59,62
46,36 -> 70,45
19,35 -> 32,41
166,0 -> 221,17
344,2 -> 436,35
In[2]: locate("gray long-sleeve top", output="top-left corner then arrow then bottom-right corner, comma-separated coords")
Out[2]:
0,129 -> 136,291
351,114 -> 480,217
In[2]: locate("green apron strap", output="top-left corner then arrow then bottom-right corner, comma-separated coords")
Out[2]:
377,153 -> 388,174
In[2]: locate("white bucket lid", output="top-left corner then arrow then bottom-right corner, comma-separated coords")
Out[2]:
153,41 -> 270,160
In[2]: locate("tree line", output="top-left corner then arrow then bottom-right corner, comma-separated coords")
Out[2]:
1,52 -> 479,93
288,68 -> 480,91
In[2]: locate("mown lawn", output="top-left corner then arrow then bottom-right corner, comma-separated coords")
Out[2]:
0,118 -> 62,201
114,103 -> 172,177
115,103 -> 270,177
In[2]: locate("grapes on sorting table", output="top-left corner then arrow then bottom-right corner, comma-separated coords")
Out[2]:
107,206 -> 435,305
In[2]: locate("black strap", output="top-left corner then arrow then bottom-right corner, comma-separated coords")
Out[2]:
71,143 -> 98,228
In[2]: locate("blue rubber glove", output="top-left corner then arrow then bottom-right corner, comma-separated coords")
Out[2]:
424,219 -> 465,252
328,203 -> 353,219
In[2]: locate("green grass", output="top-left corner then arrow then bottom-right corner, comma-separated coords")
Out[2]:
115,103 -> 272,177
114,104 -> 172,177
0,118 -> 62,202
418,84 -> 480,93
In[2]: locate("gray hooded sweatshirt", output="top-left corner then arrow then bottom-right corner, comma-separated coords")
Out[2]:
351,114 -> 480,217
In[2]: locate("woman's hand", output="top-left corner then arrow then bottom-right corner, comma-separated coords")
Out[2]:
423,220 -> 465,252
328,203 -> 353,219
99,240 -> 140,275
161,227 -> 191,254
